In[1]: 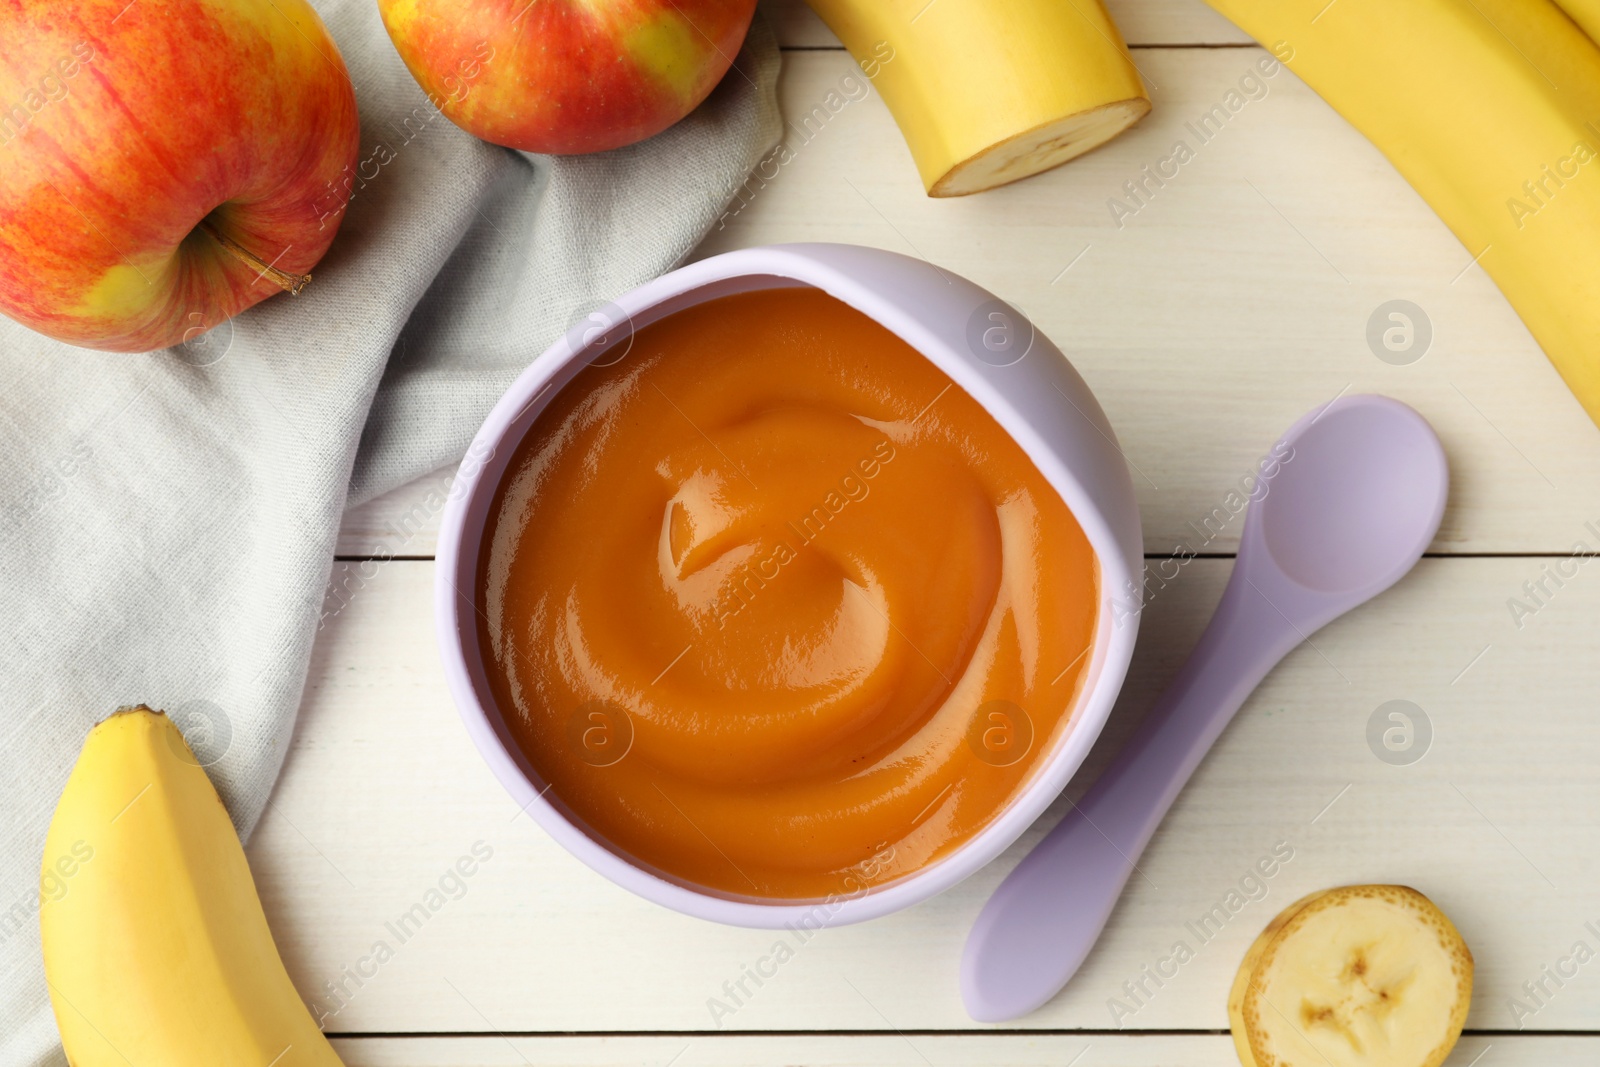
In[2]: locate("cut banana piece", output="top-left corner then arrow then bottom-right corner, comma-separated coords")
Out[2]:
41,706 -> 345,1066
805,0 -> 1150,196
1228,885 -> 1472,1067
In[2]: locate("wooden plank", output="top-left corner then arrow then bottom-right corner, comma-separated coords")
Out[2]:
340,468 -> 456,559
760,0 -> 1253,49
338,48 -> 1600,559
1107,0 -> 1254,45
255,557 -> 1600,1034
329,1033 -> 1559,1066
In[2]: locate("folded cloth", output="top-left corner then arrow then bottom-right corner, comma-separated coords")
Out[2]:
0,1 -> 780,1060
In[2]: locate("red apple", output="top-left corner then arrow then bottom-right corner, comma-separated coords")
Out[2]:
0,0 -> 361,352
376,0 -> 756,155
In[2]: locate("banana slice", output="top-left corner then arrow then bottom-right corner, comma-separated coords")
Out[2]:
1228,885 -> 1472,1067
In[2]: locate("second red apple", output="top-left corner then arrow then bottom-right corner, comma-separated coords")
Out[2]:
376,0 -> 757,155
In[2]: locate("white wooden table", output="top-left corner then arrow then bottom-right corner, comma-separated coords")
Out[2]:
258,2 -> 1600,1062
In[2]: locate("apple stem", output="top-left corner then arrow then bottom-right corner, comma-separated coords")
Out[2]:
199,220 -> 312,296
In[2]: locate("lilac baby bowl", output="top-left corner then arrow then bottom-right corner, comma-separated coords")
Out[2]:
435,243 -> 1143,928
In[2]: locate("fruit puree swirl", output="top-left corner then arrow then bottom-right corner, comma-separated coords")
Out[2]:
479,288 -> 1098,900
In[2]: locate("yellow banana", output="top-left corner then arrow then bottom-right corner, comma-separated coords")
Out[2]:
805,0 -> 1149,196
40,706 -> 343,1066
1228,885 -> 1473,1067
1557,0 -> 1600,43
1206,0 -> 1600,429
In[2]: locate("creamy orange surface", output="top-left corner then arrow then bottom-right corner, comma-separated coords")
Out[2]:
479,287 -> 1098,900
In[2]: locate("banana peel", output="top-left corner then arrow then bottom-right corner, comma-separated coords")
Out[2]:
1557,0 -> 1600,43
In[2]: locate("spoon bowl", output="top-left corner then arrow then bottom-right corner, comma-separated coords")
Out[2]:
1259,397 -> 1447,597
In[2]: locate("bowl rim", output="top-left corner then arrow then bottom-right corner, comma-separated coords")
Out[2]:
435,242 -> 1142,928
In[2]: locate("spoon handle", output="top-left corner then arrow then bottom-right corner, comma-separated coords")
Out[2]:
960,568 -> 1309,1022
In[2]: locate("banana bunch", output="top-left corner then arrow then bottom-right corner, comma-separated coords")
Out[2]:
1229,885 -> 1473,1067
1206,0 -> 1600,429
40,706 -> 344,1066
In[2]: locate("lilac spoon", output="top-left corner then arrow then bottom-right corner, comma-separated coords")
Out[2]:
960,394 -> 1449,1022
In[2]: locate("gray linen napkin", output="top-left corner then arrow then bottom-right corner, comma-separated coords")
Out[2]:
0,1 -> 781,1060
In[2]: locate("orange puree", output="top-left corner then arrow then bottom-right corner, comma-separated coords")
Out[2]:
479,287 -> 1098,900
